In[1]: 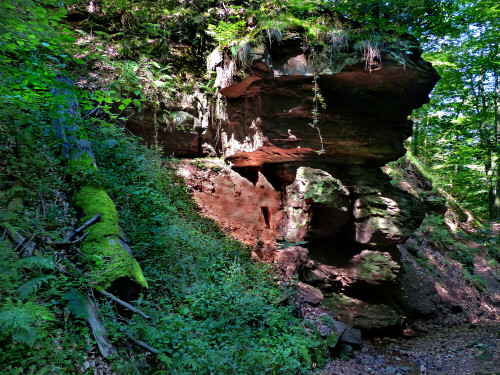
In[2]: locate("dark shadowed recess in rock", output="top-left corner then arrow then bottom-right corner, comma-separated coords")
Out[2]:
305,235 -> 363,267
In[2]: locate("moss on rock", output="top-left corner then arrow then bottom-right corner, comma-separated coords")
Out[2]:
323,293 -> 401,330
355,250 -> 399,283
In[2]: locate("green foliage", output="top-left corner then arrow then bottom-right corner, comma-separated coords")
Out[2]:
417,214 -> 477,273
0,2 -> 141,370
0,236 -> 94,371
18,275 -> 57,300
62,289 -> 89,320
109,59 -> 177,106
207,20 -> 247,45
17,256 -> 56,272
332,0 -> 460,40
408,0 -> 500,220
310,72 -> 326,153
415,254 -> 435,273
325,332 -> 339,348
88,121 -> 328,373
4,0 -> 498,372
466,273 -> 488,292
0,299 -> 55,346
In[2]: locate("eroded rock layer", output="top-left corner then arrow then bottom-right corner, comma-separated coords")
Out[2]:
216,32 -> 438,163
138,18 -> 439,331
205,27 -> 437,331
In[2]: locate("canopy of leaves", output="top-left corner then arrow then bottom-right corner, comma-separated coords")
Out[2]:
410,0 -> 500,220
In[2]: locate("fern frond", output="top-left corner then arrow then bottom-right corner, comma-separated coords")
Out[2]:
63,289 -> 89,319
18,275 -> 56,299
0,220 -> 22,234
6,186 -> 28,197
155,74 -> 172,81
28,302 -> 56,321
0,299 -> 55,346
18,256 -> 55,271
0,209 -> 17,222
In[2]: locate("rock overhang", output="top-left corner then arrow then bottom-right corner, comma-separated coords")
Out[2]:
208,25 -> 438,330
177,18 -> 440,331
218,27 -> 439,167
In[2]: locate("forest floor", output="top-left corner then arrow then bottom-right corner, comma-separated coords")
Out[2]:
317,243 -> 500,375
317,322 -> 500,375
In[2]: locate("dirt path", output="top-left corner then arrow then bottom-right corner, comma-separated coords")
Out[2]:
475,256 -> 500,307
316,322 -> 500,375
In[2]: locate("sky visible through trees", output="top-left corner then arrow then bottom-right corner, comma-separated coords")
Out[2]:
330,0 -> 500,220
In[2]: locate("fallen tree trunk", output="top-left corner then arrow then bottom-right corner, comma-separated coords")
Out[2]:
0,222 -> 35,258
50,75 -> 148,292
85,295 -> 116,358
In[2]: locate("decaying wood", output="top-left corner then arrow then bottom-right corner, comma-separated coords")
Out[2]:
0,223 -> 35,257
50,75 -> 147,290
54,233 -> 89,250
54,212 -> 100,249
126,333 -> 158,354
66,213 -> 101,243
99,290 -> 151,320
488,267 -> 500,282
85,295 -> 116,358
70,231 -> 88,244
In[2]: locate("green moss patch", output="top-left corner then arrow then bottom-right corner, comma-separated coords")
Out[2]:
357,251 -> 399,282
75,184 -> 148,289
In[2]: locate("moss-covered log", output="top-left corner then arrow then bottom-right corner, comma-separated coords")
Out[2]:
75,183 -> 148,289
51,75 -> 147,291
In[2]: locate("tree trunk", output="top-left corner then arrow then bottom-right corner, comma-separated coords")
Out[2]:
491,162 -> 500,220
489,68 -> 500,219
50,75 -> 148,293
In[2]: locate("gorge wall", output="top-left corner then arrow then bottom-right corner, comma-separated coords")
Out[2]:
127,21 -> 441,331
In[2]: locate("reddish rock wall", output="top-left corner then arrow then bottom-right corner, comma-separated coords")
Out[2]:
132,19 -> 439,331
180,29 -> 438,331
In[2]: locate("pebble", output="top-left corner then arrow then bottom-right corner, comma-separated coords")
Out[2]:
384,366 -> 397,374
314,323 -> 500,375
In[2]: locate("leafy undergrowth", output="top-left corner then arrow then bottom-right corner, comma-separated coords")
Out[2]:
90,124 -> 328,374
0,118 -> 328,374
385,153 -> 499,275
0,1 -> 327,370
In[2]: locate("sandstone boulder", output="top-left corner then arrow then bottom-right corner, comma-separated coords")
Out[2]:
297,282 -> 324,306
302,250 -> 399,291
275,246 -> 310,278
324,294 -> 401,330
282,167 -> 350,243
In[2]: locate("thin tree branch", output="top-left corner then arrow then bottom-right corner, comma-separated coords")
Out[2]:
66,213 -> 101,242
126,334 -> 158,354
98,289 -> 151,320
